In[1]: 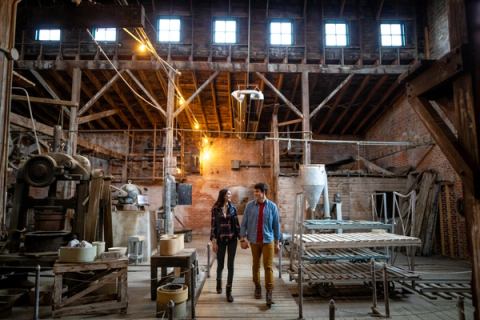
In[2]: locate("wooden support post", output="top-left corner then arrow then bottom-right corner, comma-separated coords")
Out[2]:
153,123 -> 157,181
0,0 -> 21,238
301,71 -> 310,165
271,106 -> 280,204
78,70 -> 123,116
68,68 -> 81,156
164,70 -> 175,235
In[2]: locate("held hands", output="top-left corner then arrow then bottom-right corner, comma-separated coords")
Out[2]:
274,242 -> 280,255
240,239 -> 249,249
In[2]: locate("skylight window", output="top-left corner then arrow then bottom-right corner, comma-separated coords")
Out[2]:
214,20 -> 237,44
270,21 -> 292,45
158,18 -> 181,42
35,29 -> 61,41
380,23 -> 405,47
325,23 -> 348,47
94,28 -> 117,42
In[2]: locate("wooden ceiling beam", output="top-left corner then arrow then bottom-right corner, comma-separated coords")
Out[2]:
354,77 -> 402,134
210,78 -> 222,132
310,74 -> 354,119
81,70 -> 123,129
316,74 -> 355,132
19,60 -> 411,74
341,75 -> 388,134
191,70 -> 209,130
107,71 -> 146,129
329,75 -> 371,134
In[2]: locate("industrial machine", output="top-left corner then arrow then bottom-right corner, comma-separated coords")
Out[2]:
111,180 -> 149,211
299,164 -> 330,219
8,152 -> 91,253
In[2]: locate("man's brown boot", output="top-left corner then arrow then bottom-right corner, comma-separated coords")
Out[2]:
266,289 -> 274,308
254,285 -> 261,299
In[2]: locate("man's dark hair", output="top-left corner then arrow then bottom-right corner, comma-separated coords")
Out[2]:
254,182 -> 268,194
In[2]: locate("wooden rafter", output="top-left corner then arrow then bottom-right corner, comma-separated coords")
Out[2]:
354,77 -> 402,134
255,72 -> 303,119
329,75 -> 371,134
78,70 -> 124,116
174,71 -> 219,118
191,70 -> 209,130
310,74 -> 354,119
78,109 -> 118,124
341,75 -> 388,134
82,70 -> 123,129
107,72 -> 145,129
121,76 -> 157,127
126,70 -> 166,118
210,78 -> 221,132
29,69 -> 70,116
49,71 -> 109,129
317,74 -> 355,132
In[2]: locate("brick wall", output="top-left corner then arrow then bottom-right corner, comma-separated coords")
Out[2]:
174,138 -> 272,234
278,175 -> 407,233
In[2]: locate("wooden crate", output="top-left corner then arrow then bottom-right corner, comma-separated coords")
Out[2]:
52,258 -> 128,317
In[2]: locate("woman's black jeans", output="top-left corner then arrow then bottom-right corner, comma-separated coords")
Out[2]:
216,238 -> 237,286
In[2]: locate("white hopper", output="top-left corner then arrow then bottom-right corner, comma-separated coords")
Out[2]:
299,164 -> 330,218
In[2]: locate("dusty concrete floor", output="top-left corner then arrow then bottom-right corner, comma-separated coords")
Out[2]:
5,235 -> 476,319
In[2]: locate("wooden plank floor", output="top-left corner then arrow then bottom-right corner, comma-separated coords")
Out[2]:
196,245 -> 299,319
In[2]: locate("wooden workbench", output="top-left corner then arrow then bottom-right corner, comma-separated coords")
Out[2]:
52,258 -> 128,318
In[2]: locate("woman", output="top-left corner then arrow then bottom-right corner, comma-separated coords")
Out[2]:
210,188 -> 240,303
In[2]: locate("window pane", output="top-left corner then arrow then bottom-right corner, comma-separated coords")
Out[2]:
381,35 -> 392,46
271,22 -> 281,33
271,33 -> 281,45
215,32 -> 225,43
225,31 -> 236,43
226,21 -> 236,32
169,31 -> 180,42
159,19 -> 170,31
281,22 -> 291,34
282,33 -> 291,45
337,35 -> 347,46
106,28 -> 116,40
390,24 -> 401,35
159,32 -> 170,42
215,20 -> 225,32
170,19 -> 180,31
325,34 -> 337,46
336,24 -> 346,35
325,23 -> 336,35
380,24 -> 391,34
50,29 -> 60,40
391,35 -> 403,46
38,29 -> 49,40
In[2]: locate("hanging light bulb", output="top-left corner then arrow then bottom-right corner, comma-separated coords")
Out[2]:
137,43 -> 147,53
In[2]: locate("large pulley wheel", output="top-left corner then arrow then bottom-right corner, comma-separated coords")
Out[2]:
23,156 -> 57,187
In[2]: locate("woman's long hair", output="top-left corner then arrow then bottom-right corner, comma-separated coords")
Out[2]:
213,188 -> 229,208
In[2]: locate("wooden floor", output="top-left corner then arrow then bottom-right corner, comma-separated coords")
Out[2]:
196,246 -> 299,319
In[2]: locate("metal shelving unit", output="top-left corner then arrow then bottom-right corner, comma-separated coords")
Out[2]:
289,193 -> 422,319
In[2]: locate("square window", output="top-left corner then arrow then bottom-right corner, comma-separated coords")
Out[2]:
380,23 -> 405,47
158,18 -> 181,43
270,21 -> 292,45
36,29 -> 61,41
214,19 -> 237,44
94,27 -> 117,41
325,22 -> 348,47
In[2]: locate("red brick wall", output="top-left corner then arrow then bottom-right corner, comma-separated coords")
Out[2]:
365,97 -> 467,258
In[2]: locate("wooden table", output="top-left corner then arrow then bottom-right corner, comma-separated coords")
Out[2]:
150,248 -> 197,301
52,258 -> 128,318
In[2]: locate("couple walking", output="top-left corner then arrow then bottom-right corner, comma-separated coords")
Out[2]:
210,183 -> 281,307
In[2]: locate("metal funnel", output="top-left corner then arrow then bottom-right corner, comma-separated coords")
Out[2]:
299,164 -> 327,210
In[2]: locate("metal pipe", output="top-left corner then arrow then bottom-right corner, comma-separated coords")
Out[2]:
371,259 -> 377,308
34,265 -> 40,320
383,263 -> 390,318
265,137 -> 413,146
457,296 -> 465,320
191,263 -> 196,320
329,299 -> 335,320
207,243 -> 211,278
167,300 -> 175,320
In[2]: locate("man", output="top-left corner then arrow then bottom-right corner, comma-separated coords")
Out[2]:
240,182 -> 281,308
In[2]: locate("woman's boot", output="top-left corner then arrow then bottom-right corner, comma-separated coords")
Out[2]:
216,280 -> 222,294
226,285 -> 234,302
